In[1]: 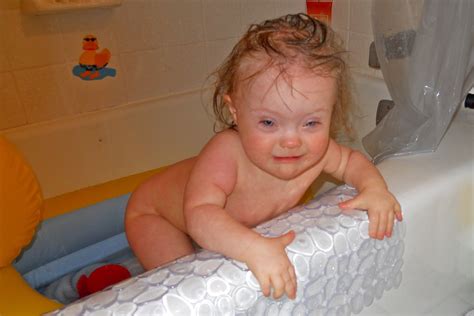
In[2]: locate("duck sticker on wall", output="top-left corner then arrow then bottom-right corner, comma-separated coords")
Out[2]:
72,35 -> 116,80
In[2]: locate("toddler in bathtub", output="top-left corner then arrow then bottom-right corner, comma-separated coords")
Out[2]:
125,13 -> 402,300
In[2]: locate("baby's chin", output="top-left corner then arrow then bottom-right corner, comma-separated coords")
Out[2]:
264,164 -> 312,181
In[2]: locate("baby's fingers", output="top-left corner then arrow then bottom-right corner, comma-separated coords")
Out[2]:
385,211 -> 394,237
258,275 -> 271,297
286,267 -> 297,299
395,204 -> 403,221
368,212 -> 379,239
339,196 -> 366,211
278,230 -> 296,247
270,275 -> 285,299
271,271 -> 297,299
376,211 -> 388,240
284,279 -> 296,300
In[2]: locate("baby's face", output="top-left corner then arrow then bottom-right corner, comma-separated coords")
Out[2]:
227,64 -> 337,180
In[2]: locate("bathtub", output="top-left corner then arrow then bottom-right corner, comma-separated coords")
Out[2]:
2,73 -> 473,315
276,77 -> 473,315
353,77 -> 474,315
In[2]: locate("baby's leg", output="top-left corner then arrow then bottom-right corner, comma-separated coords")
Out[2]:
125,157 -> 197,270
126,212 -> 194,270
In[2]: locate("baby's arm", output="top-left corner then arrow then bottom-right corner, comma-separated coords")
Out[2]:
184,133 -> 296,299
323,140 -> 403,239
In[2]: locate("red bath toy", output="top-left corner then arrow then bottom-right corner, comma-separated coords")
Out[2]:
76,264 -> 131,298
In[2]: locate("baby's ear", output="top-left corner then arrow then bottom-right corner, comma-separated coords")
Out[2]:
224,94 -> 238,124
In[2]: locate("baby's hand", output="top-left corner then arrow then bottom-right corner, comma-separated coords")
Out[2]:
243,231 -> 297,300
339,188 -> 403,240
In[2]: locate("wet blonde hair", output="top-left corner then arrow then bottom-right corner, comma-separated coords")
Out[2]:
212,13 -> 352,138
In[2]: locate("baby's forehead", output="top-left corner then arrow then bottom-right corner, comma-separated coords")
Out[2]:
235,63 -> 337,114
237,59 -> 334,94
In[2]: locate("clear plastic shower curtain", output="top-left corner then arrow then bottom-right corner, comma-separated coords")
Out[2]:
362,0 -> 474,163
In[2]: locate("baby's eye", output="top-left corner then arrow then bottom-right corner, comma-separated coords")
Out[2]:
304,120 -> 319,127
259,119 -> 275,127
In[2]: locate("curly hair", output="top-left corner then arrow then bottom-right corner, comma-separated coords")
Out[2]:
212,13 -> 352,138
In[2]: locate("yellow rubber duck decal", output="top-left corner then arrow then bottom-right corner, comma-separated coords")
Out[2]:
73,35 -> 116,80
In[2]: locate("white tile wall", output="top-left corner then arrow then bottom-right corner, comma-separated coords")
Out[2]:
205,37 -> 239,76
331,0 -> 349,32
203,0 -> 242,41
162,42 -> 208,93
113,0 -> 158,53
120,48 -> 170,101
240,0 -> 276,33
332,0 -> 382,78
349,0 -> 372,34
348,31 -> 373,74
0,72 -> 26,129
14,64 -> 75,123
0,0 -> 380,131
274,0 -> 306,17
154,1 -> 205,46
0,13 -> 11,73
3,10 -> 65,69
0,0 -> 19,10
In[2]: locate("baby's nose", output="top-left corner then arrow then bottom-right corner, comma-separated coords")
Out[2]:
280,133 -> 302,149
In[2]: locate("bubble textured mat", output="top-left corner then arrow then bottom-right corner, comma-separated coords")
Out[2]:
48,185 -> 405,316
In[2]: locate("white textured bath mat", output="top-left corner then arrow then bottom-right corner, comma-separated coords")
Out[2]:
47,185 -> 405,316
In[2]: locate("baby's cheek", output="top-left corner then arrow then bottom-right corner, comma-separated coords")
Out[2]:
309,135 -> 330,155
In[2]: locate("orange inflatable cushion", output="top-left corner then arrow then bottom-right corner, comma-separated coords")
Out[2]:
0,136 -> 43,267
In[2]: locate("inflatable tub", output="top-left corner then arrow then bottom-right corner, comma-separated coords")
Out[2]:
0,73 -> 472,315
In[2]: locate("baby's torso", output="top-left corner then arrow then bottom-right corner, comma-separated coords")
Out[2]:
214,131 -> 324,227
150,131 -> 325,232
224,166 -> 311,227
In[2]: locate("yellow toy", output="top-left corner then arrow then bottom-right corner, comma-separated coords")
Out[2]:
0,136 -> 61,315
0,135 -> 163,315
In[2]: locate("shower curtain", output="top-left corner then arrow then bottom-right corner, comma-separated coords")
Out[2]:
362,0 -> 474,163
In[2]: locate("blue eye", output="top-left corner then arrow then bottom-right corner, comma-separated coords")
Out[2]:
304,120 -> 319,127
260,119 -> 275,127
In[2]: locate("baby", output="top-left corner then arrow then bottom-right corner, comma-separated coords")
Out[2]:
125,13 -> 402,300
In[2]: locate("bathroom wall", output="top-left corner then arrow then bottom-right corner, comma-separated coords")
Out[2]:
331,0 -> 381,78
0,0 -> 307,131
0,0 -> 378,132
0,0 -> 381,198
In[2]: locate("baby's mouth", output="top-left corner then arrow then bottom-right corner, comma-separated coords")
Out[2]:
273,155 -> 302,163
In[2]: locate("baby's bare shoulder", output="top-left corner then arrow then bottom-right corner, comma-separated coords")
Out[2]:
187,130 -> 241,199
210,129 -> 240,145
201,129 -> 242,155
